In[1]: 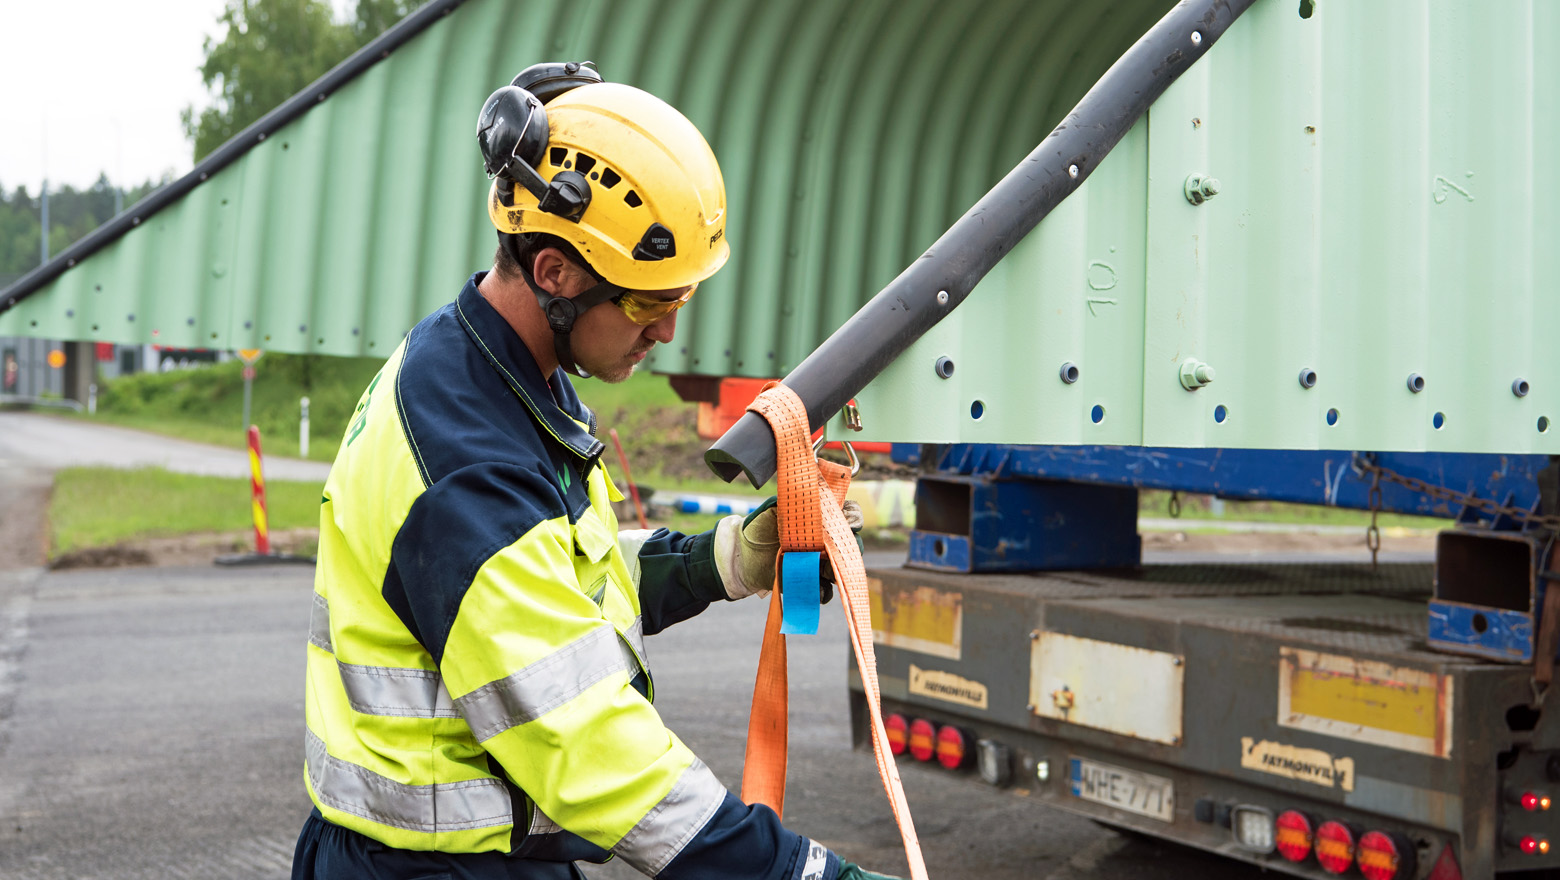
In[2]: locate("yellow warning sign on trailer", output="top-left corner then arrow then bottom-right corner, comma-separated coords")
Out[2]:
1278,647 -> 1453,758
867,579 -> 962,660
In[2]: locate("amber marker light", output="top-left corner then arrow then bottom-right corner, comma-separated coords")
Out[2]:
1315,820 -> 1357,875
935,725 -> 969,770
884,714 -> 908,756
1274,811 -> 1315,863
1357,831 -> 1410,880
908,719 -> 936,762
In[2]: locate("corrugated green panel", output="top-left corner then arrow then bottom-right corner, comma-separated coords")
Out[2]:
854,0 -> 1560,456
653,0 -> 1165,378
853,120 -> 1151,446
0,0 -> 1166,371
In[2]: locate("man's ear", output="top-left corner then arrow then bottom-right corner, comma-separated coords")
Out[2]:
530,247 -> 568,297
531,248 -> 590,298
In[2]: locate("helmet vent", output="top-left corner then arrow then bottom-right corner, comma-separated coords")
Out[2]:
624,190 -> 643,208
600,168 -> 621,189
574,154 -> 597,175
549,147 -> 568,166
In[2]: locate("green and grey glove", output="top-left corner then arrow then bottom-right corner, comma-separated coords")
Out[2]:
712,495 -> 864,600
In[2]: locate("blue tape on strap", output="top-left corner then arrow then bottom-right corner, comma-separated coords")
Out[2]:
779,551 -> 821,635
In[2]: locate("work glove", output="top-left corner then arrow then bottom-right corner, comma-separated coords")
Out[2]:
713,495 -> 864,601
837,863 -> 904,880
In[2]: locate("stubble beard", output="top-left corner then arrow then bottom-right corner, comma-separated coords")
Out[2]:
587,347 -> 650,384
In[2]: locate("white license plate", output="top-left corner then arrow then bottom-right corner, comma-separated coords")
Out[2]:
1069,757 -> 1175,823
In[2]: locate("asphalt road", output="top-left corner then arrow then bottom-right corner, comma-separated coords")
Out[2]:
0,419 -> 1278,879
0,411 -> 330,482
0,553 -> 1278,880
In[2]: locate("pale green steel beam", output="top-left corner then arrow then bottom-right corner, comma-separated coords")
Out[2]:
0,0 -> 1161,377
850,0 -> 1559,456
7,0 -> 1549,457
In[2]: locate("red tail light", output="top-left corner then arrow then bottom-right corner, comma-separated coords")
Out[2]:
1358,831 -> 1412,880
908,719 -> 936,762
1520,791 -> 1552,811
884,714 -> 908,756
1274,810 -> 1315,863
1316,820 -> 1356,874
935,725 -> 970,770
1518,835 -> 1551,855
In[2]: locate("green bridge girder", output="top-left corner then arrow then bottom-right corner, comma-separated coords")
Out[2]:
3,0 -> 1555,455
849,0 -> 1559,455
0,0 -> 1158,371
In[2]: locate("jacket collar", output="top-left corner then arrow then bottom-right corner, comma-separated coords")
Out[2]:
455,272 -> 603,462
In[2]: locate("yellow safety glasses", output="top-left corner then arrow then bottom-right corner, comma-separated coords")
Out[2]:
616,284 -> 697,325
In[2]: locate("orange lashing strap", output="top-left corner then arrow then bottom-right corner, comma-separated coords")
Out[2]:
740,383 -> 929,880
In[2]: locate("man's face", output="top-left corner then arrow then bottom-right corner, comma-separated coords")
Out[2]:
568,280 -> 689,384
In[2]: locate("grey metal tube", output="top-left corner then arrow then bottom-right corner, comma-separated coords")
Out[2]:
706,0 -> 1257,488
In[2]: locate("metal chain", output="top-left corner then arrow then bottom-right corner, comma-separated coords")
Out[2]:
1168,490 -> 1182,519
1353,456 -> 1560,530
1366,472 -> 1382,570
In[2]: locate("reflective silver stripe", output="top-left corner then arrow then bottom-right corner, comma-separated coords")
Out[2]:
309,592 -> 332,652
313,594 -> 459,718
624,615 -> 647,665
338,661 -> 460,719
800,839 -> 830,880
618,529 -> 654,589
614,758 -> 728,877
304,728 -> 512,833
454,625 -> 638,742
529,803 -> 562,836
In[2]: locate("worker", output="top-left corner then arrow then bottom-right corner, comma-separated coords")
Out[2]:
291,64 -> 899,880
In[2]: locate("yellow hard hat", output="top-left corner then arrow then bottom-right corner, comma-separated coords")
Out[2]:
485,81 -> 729,290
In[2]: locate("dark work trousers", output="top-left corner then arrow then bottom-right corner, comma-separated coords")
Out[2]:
292,809 -> 589,880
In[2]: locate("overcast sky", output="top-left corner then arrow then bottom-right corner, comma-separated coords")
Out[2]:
0,0 -> 353,196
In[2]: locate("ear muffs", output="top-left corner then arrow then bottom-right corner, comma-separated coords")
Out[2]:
479,62 -> 623,379
476,61 -> 603,222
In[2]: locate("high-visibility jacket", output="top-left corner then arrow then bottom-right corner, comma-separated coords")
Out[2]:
304,274 -> 838,880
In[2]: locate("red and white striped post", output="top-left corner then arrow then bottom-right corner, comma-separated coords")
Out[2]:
247,425 -> 271,556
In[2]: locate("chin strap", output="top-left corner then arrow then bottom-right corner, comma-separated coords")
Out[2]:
507,235 -> 624,378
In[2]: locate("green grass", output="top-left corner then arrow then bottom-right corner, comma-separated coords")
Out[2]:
46,464 -> 719,557
1137,490 -> 1449,531
70,356 -> 1449,535
578,371 -> 771,498
79,353 -> 386,462
49,467 -> 324,555
572,368 -> 685,413
657,512 -> 726,535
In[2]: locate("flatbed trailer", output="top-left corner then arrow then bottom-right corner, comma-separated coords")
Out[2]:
840,439 -> 1560,880
854,557 -> 1543,879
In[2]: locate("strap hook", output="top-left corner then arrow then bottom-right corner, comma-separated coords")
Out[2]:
811,435 -> 862,477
